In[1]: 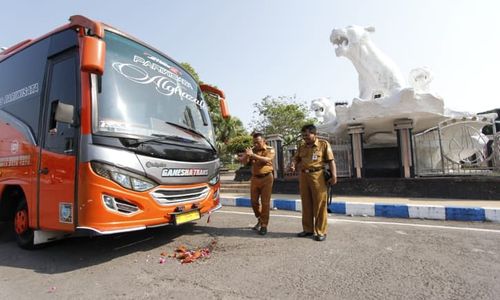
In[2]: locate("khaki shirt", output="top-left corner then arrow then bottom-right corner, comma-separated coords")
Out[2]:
250,146 -> 275,175
293,138 -> 334,171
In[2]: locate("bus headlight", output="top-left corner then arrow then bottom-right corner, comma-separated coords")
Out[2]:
208,173 -> 220,186
91,162 -> 157,192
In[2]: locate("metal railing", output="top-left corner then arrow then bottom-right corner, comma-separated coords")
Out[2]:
329,135 -> 352,178
413,117 -> 499,176
281,133 -> 352,179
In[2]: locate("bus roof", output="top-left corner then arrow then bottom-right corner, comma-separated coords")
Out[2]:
0,15 -> 181,74
0,15 -> 194,86
0,15 -> 103,63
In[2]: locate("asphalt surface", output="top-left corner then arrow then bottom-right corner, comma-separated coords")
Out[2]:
1,207 -> 500,299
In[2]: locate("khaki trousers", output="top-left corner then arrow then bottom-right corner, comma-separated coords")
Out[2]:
299,171 -> 328,236
250,173 -> 274,228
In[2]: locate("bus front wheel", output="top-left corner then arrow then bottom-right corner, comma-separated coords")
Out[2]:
14,199 -> 34,249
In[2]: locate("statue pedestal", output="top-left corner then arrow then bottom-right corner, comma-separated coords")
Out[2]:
394,118 -> 414,178
344,121 -> 415,179
266,134 -> 284,179
347,125 -> 364,178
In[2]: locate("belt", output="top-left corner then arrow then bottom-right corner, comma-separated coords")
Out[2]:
302,167 -> 322,173
254,172 -> 272,178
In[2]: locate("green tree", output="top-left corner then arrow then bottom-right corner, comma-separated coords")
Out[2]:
216,117 -> 246,145
214,116 -> 247,165
250,95 -> 316,145
226,135 -> 253,154
180,62 -> 200,83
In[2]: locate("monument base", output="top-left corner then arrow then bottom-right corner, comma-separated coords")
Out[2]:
273,177 -> 500,200
234,165 -> 252,182
363,147 -> 400,178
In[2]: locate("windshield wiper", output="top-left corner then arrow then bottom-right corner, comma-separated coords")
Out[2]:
165,121 -> 216,151
197,89 -> 209,126
122,133 -> 196,147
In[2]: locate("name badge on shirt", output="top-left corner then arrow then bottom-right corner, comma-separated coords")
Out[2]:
312,154 -> 318,161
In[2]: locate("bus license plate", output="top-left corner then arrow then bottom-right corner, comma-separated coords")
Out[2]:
174,210 -> 201,225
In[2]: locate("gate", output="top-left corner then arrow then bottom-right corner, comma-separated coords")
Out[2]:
413,116 -> 499,176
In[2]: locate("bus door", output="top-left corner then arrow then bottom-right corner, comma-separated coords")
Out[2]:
37,50 -> 79,231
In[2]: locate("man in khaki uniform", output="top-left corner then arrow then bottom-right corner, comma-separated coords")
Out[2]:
242,133 -> 275,235
290,124 -> 337,241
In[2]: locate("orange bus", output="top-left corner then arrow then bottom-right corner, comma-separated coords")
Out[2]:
0,15 -> 229,248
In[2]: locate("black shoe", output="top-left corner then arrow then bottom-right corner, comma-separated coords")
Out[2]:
313,235 -> 326,241
259,227 -> 267,235
252,220 -> 261,231
297,231 -> 313,237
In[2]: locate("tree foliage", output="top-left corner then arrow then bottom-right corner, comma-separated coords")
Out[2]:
250,95 -> 316,145
180,62 -> 200,83
226,135 -> 253,154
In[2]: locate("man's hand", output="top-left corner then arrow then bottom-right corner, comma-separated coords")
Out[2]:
245,147 -> 254,157
328,176 -> 337,185
238,152 -> 249,164
289,164 -> 296,172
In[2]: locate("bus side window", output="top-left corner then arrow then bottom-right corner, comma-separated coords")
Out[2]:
43,53 -> 78,155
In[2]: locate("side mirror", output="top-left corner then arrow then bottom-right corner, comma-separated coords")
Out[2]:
81,36 -> 106,75
200,84 -> 230,119
54,101 -> 75,125
219,98 -> 229,119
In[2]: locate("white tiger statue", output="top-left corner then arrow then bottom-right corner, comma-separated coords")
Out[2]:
310,97 -> 338,131
408,67 -> 433,93
330,25 -> 406,100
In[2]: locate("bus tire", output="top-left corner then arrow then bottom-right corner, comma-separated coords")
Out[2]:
14,198 -> 34,249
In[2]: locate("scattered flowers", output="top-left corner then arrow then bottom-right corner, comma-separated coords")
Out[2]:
159,239 -> 217,264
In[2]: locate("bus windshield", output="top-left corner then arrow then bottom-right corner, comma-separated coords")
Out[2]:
94,31 -> 215,147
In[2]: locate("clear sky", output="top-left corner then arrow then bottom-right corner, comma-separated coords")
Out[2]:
2,0 -> 499,128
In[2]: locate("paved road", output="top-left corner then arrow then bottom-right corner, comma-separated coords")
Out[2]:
1,207 -> 500,299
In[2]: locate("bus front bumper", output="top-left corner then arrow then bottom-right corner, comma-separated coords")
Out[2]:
76,203 -> 222,235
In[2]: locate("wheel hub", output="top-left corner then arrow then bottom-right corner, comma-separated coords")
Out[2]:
15,209 -> 28,235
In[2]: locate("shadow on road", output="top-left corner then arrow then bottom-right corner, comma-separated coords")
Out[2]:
0,222 -> 196,274
0,214 -> 297,275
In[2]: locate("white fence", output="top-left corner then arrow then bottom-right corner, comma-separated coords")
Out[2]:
413,117 -> 499,176
282,133 -> 352,179
328,135 -> 352,178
